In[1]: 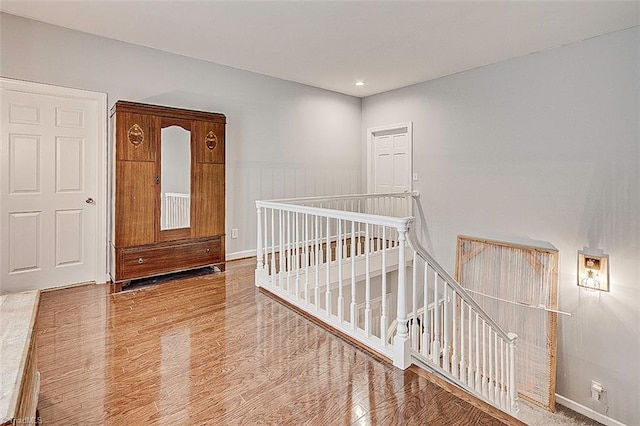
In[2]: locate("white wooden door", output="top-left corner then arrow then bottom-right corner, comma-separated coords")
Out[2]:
368,123 -> 412,194
1,82 -> 104,293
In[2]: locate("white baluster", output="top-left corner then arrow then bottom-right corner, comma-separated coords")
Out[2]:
341,218 -> 347,261
475,312 -> 480,392
337,219 -> 344,322
411,250 -> 418,351
508,333 -> 519,414
467,304 -> 473,386
317,214 -> 324,269
482,320 -> 488,397
422,262 -> 429,357
432,273 -> 441,364
270,209 -> 276,278
460,299 -> 466,384
350,220 -> 356,330
294,212 -> 300,297
304,213 -> 309,303
501,338 -> 506,408
286,210 -> 291,291
356,200 -> 361,256
364,224 -> 371,336
314,215 -> 320,310
488,326 -> 493,402
452,289 -> 458,378
494,331 -> 499,402
325,216 -> 331,316
443,284 -> 450,372
279,210 -> 284,289
380,226 -> 388,344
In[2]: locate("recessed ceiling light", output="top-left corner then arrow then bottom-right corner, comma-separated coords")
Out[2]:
355,81 -> 365,86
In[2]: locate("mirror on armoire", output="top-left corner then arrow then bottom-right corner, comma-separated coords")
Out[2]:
160,120 -> 191,233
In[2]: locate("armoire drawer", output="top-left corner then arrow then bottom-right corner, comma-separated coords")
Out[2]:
118,238 -> 222,281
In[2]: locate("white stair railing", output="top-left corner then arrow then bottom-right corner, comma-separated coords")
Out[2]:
254,192 -> 519,415
404,223 -> 519,414
255,193 -> 414,364
162,192 -> 190,229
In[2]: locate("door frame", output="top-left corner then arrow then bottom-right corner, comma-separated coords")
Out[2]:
0,77 -> 109,284
366,122 -> 413,194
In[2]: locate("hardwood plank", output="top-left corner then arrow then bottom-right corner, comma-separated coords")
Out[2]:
36,258 -> 520,425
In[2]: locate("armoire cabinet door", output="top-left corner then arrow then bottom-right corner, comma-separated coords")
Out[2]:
194,120 -> 225,164
116,112 -> 156,162
192,163 -> 225,237
115,161 -> 156,246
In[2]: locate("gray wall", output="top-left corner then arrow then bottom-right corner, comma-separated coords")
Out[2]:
0,13 -> 362,257
362,27 -> 639,424
3,10 -> 639,424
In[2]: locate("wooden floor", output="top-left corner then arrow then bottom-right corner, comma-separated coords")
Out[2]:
36,258 -> 521,425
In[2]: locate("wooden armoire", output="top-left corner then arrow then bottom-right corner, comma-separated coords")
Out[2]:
109,101 -> 225,291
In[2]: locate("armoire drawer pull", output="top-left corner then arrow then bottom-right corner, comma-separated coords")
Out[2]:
206,248 -> 210,253
138,258 -> 144,264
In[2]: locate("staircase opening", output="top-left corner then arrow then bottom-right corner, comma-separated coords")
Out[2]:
254,192 -> 520,416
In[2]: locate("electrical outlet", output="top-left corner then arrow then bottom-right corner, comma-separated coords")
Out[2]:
231,229 -> 238,239
591,380 -> 603,401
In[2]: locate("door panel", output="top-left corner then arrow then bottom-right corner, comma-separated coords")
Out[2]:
55,209 -> 83,266
375,135 -> 393,192
116,112 -> 156,162
192,163 -> 224,237
114,161 -> 156,247
8,212 -> 40,273
194,120 -> 225,164
56,136 -> 85,192
55,106 -> 85,128
9,134 -> 40,193
1,88 -> 99,293
8,102 -> 41,125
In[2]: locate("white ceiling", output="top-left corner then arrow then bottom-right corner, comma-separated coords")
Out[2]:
2,1 -> 639,97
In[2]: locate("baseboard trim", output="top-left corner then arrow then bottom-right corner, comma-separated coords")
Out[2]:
555,394 -> 626,426
226,249 -> 256,261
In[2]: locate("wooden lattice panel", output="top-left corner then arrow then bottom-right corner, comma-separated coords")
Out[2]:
455,235 -> 559,412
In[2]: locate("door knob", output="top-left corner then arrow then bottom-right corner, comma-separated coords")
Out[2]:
86,197 -> 95,204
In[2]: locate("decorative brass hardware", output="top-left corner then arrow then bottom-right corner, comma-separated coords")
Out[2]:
128,124 -> 144,146
137,258 -> 144,264
205,131 -> 217,150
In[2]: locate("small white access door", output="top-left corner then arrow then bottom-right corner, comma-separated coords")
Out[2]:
367,122 -> 413,194
0,79 -> 106,294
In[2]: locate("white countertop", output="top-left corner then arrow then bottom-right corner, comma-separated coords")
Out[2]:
0,290 -> 40,424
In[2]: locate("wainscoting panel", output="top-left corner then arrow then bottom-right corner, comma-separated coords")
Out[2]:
226,161 -> 361,257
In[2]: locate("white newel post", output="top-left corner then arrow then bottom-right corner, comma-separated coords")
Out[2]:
255,205 -> 266,287
393,225 -> 411,369
508,332 -> 519,415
